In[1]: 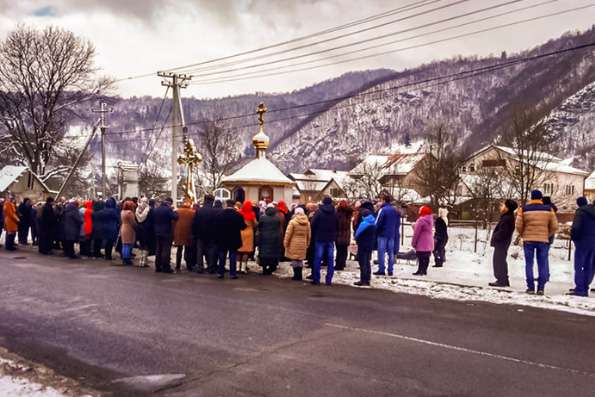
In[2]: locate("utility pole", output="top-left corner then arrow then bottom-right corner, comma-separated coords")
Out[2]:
92,102 -> 113,198
157,72 -> 191,205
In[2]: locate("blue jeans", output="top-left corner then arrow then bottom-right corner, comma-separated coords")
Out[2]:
523,242 -> 549,291
377,236 -> 395,274
122,243 -> 133,260
574,244 -> 595,296
313,241 -> 335,284
218,249 -> 237,278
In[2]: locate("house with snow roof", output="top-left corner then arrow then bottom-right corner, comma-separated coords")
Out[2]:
0,165 -> 55,203
460,144 -> 589,211
289,169 -> 350,202
348,142 -> 432,202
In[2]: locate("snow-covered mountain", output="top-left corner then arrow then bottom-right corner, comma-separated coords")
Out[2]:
94,26 -> 595,174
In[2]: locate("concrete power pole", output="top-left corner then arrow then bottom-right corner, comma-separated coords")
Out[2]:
157,72 -> 191,205
92,102 -> 113,198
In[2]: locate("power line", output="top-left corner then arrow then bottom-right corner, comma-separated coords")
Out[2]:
186,0 -> 527,80
162,0 -> 444,74
81,40 -> 595,143
141,87 -> 171,163
191,3 -> 590,85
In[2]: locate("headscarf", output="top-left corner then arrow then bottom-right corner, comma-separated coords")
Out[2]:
419,205 -> 432,217
277,200 -> 289,214
136,197 -> 150,222
438,207 -> 449,226
240,200 -> 256,222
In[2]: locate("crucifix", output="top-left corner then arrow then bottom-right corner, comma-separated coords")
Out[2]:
257,102 -> 267,127
177,138 -> 202,203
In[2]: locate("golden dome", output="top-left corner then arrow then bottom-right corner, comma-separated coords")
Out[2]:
253,128 -> 270,150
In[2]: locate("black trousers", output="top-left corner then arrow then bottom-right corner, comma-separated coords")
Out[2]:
335,243 -> 349,269
80,238 -> 91,257
63,240 -> 77,258
416,251 -> 431,274
38,233 -> 53,254
197,239 -> 218,273
92,238 -> 103,257
18,224 -> 30,245
433,238 -> 447,266
155,236 -> 173,272
358,249 -> 372,284
5,233 -> 16,251
175,245 -> 193,270
492,244 -> 510,285
103,239 -> 115,260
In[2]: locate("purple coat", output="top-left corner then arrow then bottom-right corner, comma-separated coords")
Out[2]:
412,215 -> 434,252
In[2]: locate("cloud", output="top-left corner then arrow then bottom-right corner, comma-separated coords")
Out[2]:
32,5 -> 56,17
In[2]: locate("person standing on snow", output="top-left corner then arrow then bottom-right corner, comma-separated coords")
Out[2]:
120,200 -> 137,266
310,196 -> 339,285
284,207 -> 311,281
38,197 -> 57,255
193,195 -> 222,274
16,197 -> 32,245
374,195 -> 400,276
214,199 -> 246,279
173,200 -> 196,272
354,209 -> 376,287
3,195 -> 19,251
237,200 -> 258,274
153,198 -> 179,273
568,197 -> 595,296
62,200 -> 82,259
515,190 -> 558,295
411,205 -> 434,276
258,203 -> 282,275
335,200 -> 353,271
433,207 -> 449,267
489,199 -> 518,287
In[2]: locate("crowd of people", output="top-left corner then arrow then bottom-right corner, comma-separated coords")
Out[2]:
0,189 -> 593,295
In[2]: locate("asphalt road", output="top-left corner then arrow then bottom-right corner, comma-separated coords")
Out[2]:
1,248 -> 594,397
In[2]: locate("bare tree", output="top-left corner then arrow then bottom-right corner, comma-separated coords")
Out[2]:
345,161 -> 384,200
0,25 -> 111,181
414,124 -> 463,207
498,107 -> 555,203
195,122 -> 239,193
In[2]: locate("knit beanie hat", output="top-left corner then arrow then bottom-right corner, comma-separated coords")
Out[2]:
419,205 -> 432,217
322,196 -> 333,205
530,190 -> 543,200
577,196 -> 588,207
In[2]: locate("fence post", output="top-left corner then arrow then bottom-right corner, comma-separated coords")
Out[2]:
401,216 -> 405,246
568,239 -> 572,261
474,221 -> 478,253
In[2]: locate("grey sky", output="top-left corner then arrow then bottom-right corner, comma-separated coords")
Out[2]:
0,0 -> 593,98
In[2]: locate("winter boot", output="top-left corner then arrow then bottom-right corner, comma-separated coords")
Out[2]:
292,267 -> 303,281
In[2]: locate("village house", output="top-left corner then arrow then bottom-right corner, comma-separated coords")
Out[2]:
348,142 -> 431,202
459,144 -> 589,211
0,165 -> 55,203
585,170 -> 595,202
289,169 -> 350,202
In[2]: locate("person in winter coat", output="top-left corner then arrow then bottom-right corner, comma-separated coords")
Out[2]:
374,196 -> 400,276
62,201 -> 82,259
238,200 -> 257,274
120,200 -> 137,266
335,200 -> 353,271
93,197 -> 120,260
53,200 -> 65,250
153,198 -> 179,273
192,195 -> 222,274
569,197 -> 595,296
79,201 -> 94,257
433,207 -> 449,267
411,205 -> 434,276
173,201 -> 196,272
38,197 -> 57,255
284,207 -> 311,281
310,196 -> 339,285
515,190 -> 558,295
90,201 -> 105,258
31,203 -> 40,246
3,196 -> 19,251
305,202 -> 318,266
135,197 -> 154,267
213,199 -> 246,279
17,198 -> 32,245
354,209 -> 376,286
258,204 -> 282,275
489,199 -> 518,287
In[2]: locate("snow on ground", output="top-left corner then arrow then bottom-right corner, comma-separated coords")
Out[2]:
256,226 -> 595,317
0,357 -> 65,397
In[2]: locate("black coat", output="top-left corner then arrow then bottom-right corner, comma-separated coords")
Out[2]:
215,208 -> 246,251
136,208 -> 155,250
434,217 -> 448,245
153,203 -> 179,238
311,203 -> 338,243
39,203 -> 57,238
192,204 -> 222,243
63,203 -> 83,242
93,198 -> 120,241
491,211 -> 515,248
258,208 -> 282,259
17,203 -> 32,228
54,205 -> 65,241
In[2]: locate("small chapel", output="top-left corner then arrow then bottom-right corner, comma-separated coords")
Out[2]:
220,103 -> 295,203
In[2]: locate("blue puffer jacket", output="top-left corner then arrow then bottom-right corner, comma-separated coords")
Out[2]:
571,204 -> 595,247
375,203 -> 400,239
93,198 -> 120,241
355,214 -> 376,252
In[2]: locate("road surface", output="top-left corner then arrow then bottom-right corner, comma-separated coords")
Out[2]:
1,249 -> 594,396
